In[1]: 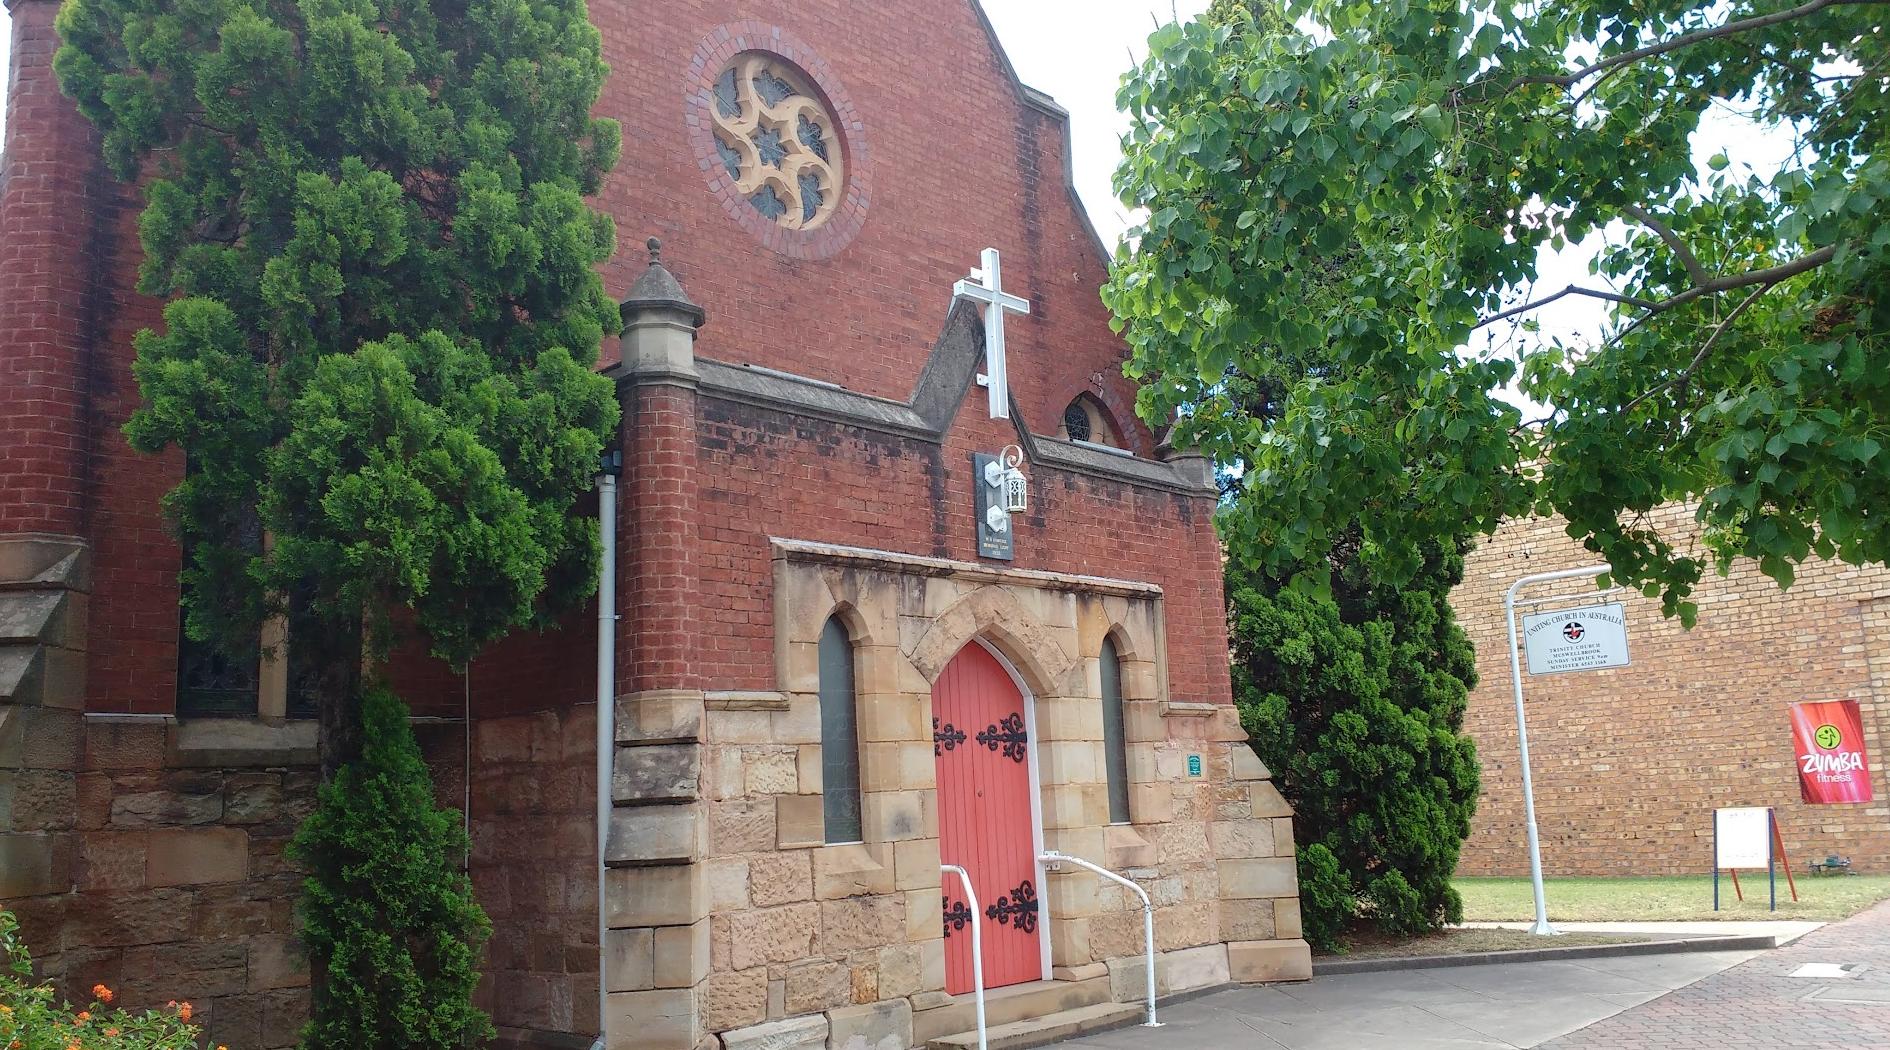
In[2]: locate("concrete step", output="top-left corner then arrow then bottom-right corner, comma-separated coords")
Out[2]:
912,977 -> 1113,1045
927,1002 -> 1145,1050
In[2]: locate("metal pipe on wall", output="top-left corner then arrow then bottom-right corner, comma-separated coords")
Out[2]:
592,464 -> 620,1050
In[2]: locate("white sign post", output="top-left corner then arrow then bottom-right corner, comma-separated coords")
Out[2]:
1503,565 -> 1616,936
1522,603 -> 1631,675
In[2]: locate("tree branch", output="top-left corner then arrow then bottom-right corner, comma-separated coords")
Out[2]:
1457,0 -> 1888,106
1473,285 -> 1663,330
1481,243 -> 1838,334
1641,243 -> 1837,313
1619,283 -> 1774,415
1622,204 -> 1712,287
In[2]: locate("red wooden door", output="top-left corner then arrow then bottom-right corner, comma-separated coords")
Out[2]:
934,643 -> 1042,993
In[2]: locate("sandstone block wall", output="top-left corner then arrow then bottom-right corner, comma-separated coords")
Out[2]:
4,716 -> 318,1050
1454,506 -> 1890,877
594,542 -> 1306,1050
470,706 -> 601,1046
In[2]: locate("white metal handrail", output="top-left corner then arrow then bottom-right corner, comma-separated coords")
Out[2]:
940,864 -> 988,1050
1039,850 -> 1162,1027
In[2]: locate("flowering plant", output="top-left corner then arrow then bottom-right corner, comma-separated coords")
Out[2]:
0,911 -> 215,1050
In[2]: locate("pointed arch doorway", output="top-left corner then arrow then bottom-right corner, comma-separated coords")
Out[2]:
933,640 -> 1047,993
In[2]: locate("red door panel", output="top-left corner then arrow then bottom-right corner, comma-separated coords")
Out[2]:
934,643 -> 1042,993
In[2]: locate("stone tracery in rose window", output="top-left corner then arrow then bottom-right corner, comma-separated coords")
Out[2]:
711,54 -> 844,230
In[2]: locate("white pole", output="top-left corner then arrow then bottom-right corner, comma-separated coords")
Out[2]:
593,470 -> 619,1050
1040,851 -> 1162,1027
941,865 -> 987,1050
1504,564 -> 1608,937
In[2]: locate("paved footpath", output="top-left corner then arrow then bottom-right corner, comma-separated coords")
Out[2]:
1052,951 -> 1765,1048
1049,899 -> 1890,1049
1543,898 -> 1890,1049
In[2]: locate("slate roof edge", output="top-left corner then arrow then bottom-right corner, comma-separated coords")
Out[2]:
692,311 -> 1216,498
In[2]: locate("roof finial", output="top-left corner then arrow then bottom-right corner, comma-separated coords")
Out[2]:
622,235 -> 703,328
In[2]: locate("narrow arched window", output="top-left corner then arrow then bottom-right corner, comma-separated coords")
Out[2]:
1101,637 -> 1131,824
819,616 -> 863,843
1061,394 -> 1121,448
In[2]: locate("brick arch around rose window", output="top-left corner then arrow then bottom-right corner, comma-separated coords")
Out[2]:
683,23 -> 873,261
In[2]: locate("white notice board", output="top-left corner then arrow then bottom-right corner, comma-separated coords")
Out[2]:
1715,807 -> 1773,869
1522,602 -> 1630,675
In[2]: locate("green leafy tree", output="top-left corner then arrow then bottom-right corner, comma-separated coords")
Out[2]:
53,0 -> 622,768
1108,0 -> 1889,622
288,688 -> 492,1049
1230,537 -> 1481,950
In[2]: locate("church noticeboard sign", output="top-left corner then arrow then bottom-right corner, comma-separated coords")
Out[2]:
1791,700 -> 1875,804
1521,602 -> 1629,675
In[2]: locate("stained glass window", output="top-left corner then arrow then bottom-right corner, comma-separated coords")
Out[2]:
707,54 -> 844,230
715,138 -> 742,181
1102,637 -> 1131,824
799,172 -> 824,223
752,125 -> 786,168
750,185 -> 788,221
797,114 -> 829,161
1063,402 -> 1093,443
713,68 -> 741,118
820,617 -> 863,844
753,69 -> 796,106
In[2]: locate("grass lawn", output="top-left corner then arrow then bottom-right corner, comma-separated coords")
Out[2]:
1455,874 -> 1890,923
1327,927 -> 1650,960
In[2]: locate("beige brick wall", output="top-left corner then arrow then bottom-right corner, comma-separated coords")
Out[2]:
1453,505 -> 1890,877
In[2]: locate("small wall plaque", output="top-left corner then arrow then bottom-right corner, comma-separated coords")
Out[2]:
973,452 -> 1014,561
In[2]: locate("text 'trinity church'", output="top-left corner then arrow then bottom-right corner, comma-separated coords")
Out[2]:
0,1 -> 1311,1047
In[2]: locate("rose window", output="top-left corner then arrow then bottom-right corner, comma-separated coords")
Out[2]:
710,55 -> 844,230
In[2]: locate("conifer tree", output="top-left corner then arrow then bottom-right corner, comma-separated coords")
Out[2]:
54,0 -> 622,773
1229,537 -> 1482,950
55,1 -> 622,1039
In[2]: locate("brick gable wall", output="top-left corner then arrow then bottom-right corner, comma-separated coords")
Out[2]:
684,389 -> 1232,705
588,1 -> 1141,436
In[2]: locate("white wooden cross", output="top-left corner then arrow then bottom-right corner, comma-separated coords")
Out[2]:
953,247 -> 1031,419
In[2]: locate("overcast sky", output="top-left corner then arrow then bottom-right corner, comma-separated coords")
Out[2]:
0,1 -> 1196,242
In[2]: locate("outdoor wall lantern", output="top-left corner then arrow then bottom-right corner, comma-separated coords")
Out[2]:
984,444 -> 1029,515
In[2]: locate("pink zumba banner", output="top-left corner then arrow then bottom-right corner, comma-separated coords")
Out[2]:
1790,700 -> 1875,804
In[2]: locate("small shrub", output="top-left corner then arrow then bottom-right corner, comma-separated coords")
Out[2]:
1363,869 -> 1432,938
288,687 -> 492,1050
0,910 -> 211,1050
1294,844 -> 1354,952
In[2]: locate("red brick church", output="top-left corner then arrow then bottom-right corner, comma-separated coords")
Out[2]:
0,1 -> 1309,1047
